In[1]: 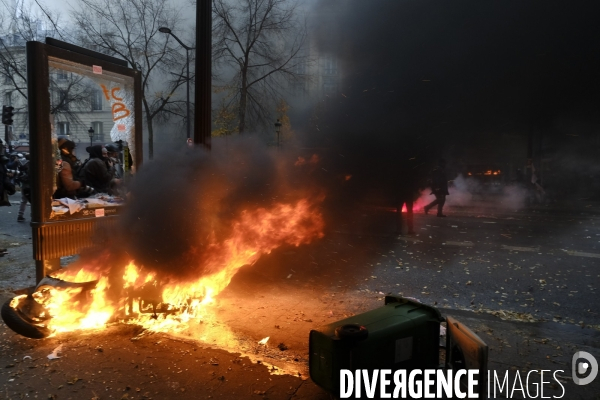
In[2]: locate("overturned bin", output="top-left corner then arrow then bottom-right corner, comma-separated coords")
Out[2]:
309,296 -> 488,398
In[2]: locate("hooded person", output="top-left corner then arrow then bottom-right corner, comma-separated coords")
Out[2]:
83,144 -> 120,194
53,136 -> 95,199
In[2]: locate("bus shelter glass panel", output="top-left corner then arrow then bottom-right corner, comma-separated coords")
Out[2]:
48,56 -> 136,221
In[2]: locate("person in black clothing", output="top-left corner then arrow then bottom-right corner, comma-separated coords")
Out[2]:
83,145 -> 120,194
424,159 -> 450,217
0,154 -> 11,206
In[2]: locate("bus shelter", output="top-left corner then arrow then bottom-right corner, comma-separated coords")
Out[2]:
27,39 -> 142,282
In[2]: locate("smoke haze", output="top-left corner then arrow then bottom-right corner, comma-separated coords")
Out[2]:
115,137 -> 328,280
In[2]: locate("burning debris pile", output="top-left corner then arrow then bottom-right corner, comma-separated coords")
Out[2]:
3,138 -> 326,339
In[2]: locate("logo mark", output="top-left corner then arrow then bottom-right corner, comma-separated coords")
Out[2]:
572,351 -> 598,385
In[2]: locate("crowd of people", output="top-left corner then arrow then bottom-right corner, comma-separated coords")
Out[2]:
54,136 -> 124,202
0,150 -> 30,220
0,136 -> 125,222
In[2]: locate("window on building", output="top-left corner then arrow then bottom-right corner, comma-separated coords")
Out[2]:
4,91 -> 12,106
56,71 -> 69,80
3,74 -> 11,85
92,121 -> 104,143
322,56 -> 338,75
53,89 -> 69,111
290,61 -> 307,95
292,61 -> 306,76
56,122 -> 69,136
91,90 -> 102,111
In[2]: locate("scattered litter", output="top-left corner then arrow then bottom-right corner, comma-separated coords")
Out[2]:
258,337 -> 270,345
22,356 -> 32,361
444,241 -> 473,247
286,274 -> 292,279
47,344 -> 63,360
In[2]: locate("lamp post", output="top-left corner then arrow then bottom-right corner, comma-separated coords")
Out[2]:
159,27 -> 194,140
274,119 -> 282,147
88,127 -> 94,147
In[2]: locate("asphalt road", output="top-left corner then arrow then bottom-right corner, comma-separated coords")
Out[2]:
359,207 -> 600,329
1,192 -> 599,399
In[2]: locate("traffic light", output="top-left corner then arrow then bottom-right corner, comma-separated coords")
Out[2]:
2,105 -> 14,125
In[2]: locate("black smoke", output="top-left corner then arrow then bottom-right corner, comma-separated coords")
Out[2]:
306,0 -> 600,200
115,137 -> 325,280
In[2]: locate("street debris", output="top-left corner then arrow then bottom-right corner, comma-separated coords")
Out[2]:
47,344 -> 63,360
258,337 -> 269,345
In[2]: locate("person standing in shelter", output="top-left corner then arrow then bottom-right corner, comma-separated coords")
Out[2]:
105,143 -> 123,179
54,136 -> 95,199
83,145 -> 120,194
424,158 -> 450,217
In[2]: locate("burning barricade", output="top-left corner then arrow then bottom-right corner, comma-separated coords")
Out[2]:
2,139 -> 326,341
2,198 -> 325,339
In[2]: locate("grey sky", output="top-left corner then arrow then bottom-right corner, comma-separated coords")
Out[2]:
42,0 -> 197,33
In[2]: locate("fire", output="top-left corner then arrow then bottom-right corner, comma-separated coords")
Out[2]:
37,197 -> 324,338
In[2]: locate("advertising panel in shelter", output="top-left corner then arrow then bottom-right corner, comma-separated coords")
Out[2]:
47,57 -> 137,220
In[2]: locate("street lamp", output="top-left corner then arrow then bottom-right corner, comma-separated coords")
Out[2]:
88,127 -> 94,147
159,27 -> 194,140
274,119 -> 282,147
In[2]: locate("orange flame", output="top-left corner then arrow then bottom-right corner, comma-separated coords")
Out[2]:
36,198 -> 324,338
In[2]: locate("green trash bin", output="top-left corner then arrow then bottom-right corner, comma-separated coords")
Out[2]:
309,296 -> 444,396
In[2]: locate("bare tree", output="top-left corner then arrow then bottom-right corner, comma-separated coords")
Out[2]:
0,0 -> 67,135
212,0 -> 309,134
71,0 -> 191,159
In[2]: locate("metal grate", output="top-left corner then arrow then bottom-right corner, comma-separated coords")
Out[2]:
33,217 -> 119,260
